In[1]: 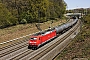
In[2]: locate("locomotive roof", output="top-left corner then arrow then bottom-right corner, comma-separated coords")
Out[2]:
33,28 -> 55,36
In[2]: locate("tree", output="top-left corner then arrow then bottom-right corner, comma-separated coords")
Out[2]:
0,3 -> 18,28
0,0 -> 67,24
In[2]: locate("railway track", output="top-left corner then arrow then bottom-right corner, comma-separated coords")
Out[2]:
0,39 -> 27,51
0,20 -> 80,60
0,38 -> 30,60
0,37 -> 29,51
20,20 -> 80,60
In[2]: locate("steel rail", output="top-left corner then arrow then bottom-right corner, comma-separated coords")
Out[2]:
0,39 -> 28,51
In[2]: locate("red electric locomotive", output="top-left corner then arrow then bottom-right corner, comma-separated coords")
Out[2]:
28,29 -> 56,49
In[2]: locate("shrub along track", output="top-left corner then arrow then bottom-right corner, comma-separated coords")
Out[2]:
0,20 -> 80,60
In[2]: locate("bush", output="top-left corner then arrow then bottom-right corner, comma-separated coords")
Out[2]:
20,19 -> 27,24
84,14 -> 90,24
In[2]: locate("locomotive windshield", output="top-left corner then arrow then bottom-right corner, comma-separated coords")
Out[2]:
30,37 -> 37,40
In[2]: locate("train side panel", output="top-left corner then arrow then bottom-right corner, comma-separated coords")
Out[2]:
40,30 -> 56,44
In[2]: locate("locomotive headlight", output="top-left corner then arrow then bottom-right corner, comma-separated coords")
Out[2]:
30,42 -> 36,43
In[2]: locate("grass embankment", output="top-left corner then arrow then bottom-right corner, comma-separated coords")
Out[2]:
55,18 -> 90,60
0,19 -> 66,43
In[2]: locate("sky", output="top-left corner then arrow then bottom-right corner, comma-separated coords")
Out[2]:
64,0 -> 90,10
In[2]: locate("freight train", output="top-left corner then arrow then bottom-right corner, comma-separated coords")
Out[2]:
28,17 -> 78,49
